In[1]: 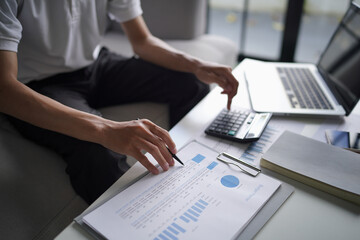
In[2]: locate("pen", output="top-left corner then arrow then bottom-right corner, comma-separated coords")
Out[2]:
167,147 -> 184,166
136,118 -> 184,166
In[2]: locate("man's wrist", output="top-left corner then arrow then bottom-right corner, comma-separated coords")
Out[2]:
184,55 -> 202,75
87,116 -> 114,147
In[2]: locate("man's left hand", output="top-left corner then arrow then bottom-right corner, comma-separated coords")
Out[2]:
194,61 -> 239,109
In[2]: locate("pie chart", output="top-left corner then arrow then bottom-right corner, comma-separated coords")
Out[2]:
220,175 -> 240,188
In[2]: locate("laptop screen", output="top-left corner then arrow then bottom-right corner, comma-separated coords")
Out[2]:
317,2 -> 360,115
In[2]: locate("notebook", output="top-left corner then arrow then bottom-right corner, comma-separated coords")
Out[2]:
243,2 -> 360,117
261,131 -> 360,205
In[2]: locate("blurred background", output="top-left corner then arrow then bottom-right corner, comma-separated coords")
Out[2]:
207,0 -> 359,63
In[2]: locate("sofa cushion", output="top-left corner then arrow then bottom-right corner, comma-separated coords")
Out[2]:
99,102 -> 169,130
101,32 -> 238,68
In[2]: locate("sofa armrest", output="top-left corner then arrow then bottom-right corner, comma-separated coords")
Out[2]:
108,0 -> 208,40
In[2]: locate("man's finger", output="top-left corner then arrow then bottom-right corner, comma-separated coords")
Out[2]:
141,140 -> 171,172
136,119 -> 175,167
133,152 -> 159,175
227,97 -> 233,110
148,121 -> 177,153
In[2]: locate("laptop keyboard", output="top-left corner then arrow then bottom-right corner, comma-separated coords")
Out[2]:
277,67 -> 333,110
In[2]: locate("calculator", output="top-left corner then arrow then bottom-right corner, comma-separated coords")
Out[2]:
205,107 -> 272,142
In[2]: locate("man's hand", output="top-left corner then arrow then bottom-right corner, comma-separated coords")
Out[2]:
100,118 -> 176,174
194,61 -> 239,110
0,50 -> 177,175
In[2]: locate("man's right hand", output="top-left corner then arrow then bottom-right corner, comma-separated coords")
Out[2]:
0,50 -> 176,174
99,118 -> 177,174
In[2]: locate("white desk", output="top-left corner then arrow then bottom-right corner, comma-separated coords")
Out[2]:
56,62 -> 360,240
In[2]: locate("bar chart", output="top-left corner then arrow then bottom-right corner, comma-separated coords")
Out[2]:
240,126 -> 280,164
154,199 -> 209,240
197,124 -> 282,167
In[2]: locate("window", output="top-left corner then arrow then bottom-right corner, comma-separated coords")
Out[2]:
208,0 -> 352,63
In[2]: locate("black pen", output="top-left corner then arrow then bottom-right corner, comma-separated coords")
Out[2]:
167,147 -> 184,166
136,118 -> 184,166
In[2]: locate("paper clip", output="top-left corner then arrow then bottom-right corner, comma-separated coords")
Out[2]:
217,152 -> 261,177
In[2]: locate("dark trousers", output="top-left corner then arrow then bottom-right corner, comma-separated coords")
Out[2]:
8,48 -> 209,204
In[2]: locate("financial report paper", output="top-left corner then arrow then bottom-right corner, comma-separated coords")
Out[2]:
82,141 -> 281,240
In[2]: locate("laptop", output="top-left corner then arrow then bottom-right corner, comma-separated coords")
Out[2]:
243,2 -> 360,117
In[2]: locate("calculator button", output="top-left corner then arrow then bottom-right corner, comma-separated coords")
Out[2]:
228,130 -> 236,136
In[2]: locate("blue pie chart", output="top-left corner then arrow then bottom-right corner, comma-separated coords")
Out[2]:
221,175 -> 240,188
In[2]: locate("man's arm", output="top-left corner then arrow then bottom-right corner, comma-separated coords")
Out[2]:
121,16 -> 239,109
0,50 -> 175,174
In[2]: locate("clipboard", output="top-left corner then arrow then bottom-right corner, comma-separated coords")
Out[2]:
75,140 -> 294,239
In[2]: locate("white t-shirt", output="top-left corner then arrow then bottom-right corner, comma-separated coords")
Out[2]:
0,0 -> 142,83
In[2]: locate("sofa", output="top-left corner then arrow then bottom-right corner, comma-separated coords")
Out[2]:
0,1 -> 238,239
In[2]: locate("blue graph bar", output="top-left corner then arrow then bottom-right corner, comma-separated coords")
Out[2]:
266,127 -> 277,133
171,223 -> 186,233
247,145 -> 263,153
191,206 -> 202,213
242,152 -> 256,158
180,215 -> 190,223
207,161 -> 218,170
156,199 -> 210,239
192,154 -> 205,163
187,209 -> 200,217
241,155 -> 255,162
198,199 -> 208,206
261,134 -> 271,139
167,226 -> 179,235
158,233 -> 169,240
195,202 -> 205,210
184,212 -> 197,222
259,137 -> 271,143
163,230 -> 178,240
253,141 -> 265,146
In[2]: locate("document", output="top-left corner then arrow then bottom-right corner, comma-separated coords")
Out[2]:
196,112 -> 360,168
82,141 -> 281,240
196,124 -> 283,167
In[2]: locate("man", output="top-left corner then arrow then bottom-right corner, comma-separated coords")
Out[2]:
0,0 -> 238,204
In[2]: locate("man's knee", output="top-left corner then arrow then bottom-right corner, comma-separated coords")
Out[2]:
168,72 -> 209,102
167,72 -> 210,127
196,80 -> 210,99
